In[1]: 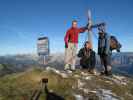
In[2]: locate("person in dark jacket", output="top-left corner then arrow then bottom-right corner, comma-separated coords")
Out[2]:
78,41 -> 96,74
98,25 -> 112,76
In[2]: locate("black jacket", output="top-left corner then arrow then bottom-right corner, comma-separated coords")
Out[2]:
78,48 -> 96,69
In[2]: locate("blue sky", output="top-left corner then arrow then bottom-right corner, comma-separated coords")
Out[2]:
0,0 -> 133,55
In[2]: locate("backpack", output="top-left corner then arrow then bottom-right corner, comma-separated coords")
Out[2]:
110,36 -> 122,52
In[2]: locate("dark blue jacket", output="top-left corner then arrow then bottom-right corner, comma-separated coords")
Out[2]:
98,33 -> 111,55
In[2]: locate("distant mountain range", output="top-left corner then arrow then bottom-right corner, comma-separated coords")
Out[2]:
0,52 -> 133,76
0,54 -> 39,76
111,52 -> 133,77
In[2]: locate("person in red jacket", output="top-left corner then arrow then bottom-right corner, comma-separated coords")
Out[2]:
64,20 -> 87,71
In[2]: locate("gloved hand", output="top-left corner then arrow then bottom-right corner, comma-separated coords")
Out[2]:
86,23 -> 91,30
85,23 -> 89,29
65,42 -> 68,48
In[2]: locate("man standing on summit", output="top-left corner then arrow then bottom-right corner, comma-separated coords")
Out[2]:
64,20 -> 87,71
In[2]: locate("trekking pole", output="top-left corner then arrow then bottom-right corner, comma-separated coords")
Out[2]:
30,78 -> 48,100
41,78 -> 48,92
30,89 -> 42,100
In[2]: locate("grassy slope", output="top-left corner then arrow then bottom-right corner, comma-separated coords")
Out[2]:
0,68 -> 76,100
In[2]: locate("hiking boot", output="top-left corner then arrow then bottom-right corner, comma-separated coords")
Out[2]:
64,64 -> 70,71
89,69 -> 96,75
71,65 -> 76,71
100,71 -> 106,76
70,68 -> 76,72
106,71 -> 112,76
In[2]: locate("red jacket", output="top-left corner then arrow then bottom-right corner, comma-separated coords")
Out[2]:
64,27 -> 86,44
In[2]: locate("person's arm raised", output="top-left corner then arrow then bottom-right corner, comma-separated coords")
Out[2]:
78,24 -> 88,33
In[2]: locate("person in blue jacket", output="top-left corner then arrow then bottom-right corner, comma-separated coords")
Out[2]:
98,25 -> 112,76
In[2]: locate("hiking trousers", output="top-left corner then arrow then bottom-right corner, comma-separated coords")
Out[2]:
65,43 -> 77,70
100,54 -> 112,73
